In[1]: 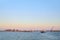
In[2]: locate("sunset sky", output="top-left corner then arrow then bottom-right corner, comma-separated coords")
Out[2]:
0,0 -> 60,30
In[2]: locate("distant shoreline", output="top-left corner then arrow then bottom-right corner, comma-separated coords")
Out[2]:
0,30 -> 60,32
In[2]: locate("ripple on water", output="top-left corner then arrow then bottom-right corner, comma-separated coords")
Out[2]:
0,32 -> 60,40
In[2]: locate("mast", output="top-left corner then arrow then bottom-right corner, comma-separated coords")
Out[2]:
50,26 -> 54,32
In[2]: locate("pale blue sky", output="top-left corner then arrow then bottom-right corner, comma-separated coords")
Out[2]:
0,0 -> 60,26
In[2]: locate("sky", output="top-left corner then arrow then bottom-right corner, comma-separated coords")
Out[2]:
0,0 -> 60,30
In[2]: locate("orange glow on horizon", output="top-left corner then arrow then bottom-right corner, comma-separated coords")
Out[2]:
0,23 -> 60,30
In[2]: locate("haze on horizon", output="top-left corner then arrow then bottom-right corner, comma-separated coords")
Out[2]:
0,0 -> 60,30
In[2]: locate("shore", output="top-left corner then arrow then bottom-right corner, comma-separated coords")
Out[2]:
0,29 -> 60,32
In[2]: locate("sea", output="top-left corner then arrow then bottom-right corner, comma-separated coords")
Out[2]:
0,32 -> 60,40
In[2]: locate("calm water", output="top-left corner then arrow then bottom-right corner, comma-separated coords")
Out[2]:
0,32 -> 60,40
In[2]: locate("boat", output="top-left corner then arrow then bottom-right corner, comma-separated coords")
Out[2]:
40,30 -> 46,33
41,31 -> 45,33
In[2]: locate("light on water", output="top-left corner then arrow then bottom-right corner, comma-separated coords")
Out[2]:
0,32 -> 60,40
